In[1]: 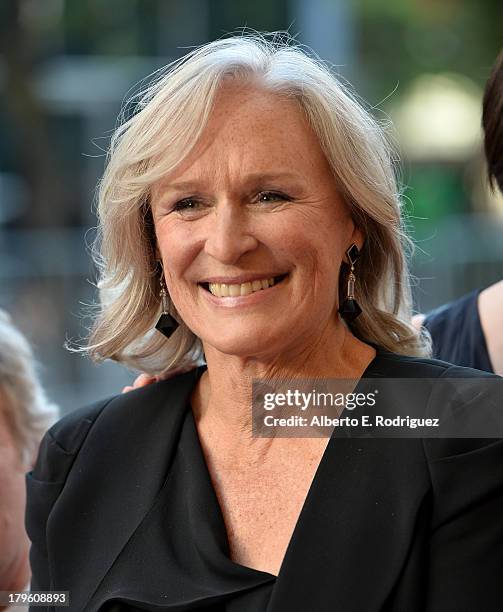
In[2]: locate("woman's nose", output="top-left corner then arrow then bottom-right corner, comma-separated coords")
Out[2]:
203,201 -> 258,265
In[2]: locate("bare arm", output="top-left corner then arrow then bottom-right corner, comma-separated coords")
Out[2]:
478,280 -> 503,376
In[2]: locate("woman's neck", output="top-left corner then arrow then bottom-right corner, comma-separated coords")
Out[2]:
191,324 -> 376,459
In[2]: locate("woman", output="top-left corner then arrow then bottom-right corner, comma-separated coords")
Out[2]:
414,49 -> 503,375
126,48 -> 503,386
26,35 -> 503,611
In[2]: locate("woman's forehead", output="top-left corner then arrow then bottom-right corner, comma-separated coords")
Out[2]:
154,87 -> 330,188
206,84 -> 309,139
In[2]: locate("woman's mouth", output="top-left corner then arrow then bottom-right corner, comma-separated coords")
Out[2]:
199,274 -> 288,297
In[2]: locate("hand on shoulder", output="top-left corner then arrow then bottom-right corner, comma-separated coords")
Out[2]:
122,365 -> 197,394
411,313 -> 425,332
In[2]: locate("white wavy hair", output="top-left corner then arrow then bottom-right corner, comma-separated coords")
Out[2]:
83,33 -> 429,374
0,310 -> 59,466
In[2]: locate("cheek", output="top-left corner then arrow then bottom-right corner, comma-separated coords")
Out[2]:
156,223 -> 198,285
285,222 -> 345,310
284,221 -> 344,277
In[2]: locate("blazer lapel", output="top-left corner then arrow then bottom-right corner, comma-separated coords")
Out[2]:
267,437 -> 431,611
47,367 -> 204,611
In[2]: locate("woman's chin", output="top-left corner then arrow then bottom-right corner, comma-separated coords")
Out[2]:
201,329 -> 284,360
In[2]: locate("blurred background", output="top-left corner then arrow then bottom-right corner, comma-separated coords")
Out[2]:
1,0 -> 502,412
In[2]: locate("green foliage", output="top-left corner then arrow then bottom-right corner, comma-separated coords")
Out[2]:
355,0 -> 502,104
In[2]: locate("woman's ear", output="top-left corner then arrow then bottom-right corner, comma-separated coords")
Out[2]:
342,225 -> 365,263
350,225 -> 365,253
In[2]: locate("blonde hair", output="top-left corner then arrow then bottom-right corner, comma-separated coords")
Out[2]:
84,32 -> 429,374
0,310 -> 59,466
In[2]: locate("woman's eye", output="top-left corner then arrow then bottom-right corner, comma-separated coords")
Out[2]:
256,191 -> 290,203
170,192 -> 290,212
172,198 -> 200,212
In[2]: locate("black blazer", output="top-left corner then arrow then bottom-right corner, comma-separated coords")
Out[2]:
26,353 -> 503,611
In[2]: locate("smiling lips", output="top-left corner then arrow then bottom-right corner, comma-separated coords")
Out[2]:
200,274 -> 288,297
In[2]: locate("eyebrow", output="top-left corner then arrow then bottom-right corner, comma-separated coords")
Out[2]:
161,171 -> 304,194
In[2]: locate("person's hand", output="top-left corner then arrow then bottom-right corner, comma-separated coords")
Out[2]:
122,373 -> 157,394
122,365 -> 197,393
411,314 -> 425,332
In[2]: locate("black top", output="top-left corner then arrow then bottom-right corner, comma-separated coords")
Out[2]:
91,351 -> 392,611
26,347 -> 503,612
422,288 -> 494,373
91,402 -> 276,611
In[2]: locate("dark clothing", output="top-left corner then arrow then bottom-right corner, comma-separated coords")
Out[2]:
423,288 -> 494,373
26,348 -> 503,611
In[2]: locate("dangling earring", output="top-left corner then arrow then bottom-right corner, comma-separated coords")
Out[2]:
155,274 -> 179,338
338,243 -> 362,322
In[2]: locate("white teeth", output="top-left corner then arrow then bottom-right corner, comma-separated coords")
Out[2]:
207,277 -> 280,297
240,282 -> 253,296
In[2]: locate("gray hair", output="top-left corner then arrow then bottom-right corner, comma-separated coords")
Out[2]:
0,310 -> 59,466
82,33 -> 430,374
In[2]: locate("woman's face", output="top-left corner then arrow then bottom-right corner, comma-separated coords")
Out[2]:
151,85 -> 362,360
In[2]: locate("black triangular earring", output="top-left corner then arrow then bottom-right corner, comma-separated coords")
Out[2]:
155,274 -> 179,339
338,243 -> 362,323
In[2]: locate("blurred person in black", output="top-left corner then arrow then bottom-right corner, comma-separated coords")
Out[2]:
25,35 -> 503,612
0,310 -> 58,609
414,49 -> 503,375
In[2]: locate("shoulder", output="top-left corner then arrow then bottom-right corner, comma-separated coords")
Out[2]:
422,289 -> 479,329
46,396 -> 113,453
419,289 -> 496,372
371,348 -> 503,460
52,367 -> 201,443
32,367 -> 202,482
376,354 -> 503,533
371,347 -> 491,378
29,396 -> 113,484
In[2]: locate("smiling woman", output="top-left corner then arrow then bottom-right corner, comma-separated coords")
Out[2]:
149,83 -> 369,361
82,33 -> 425,374
25,33 -> 503,612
